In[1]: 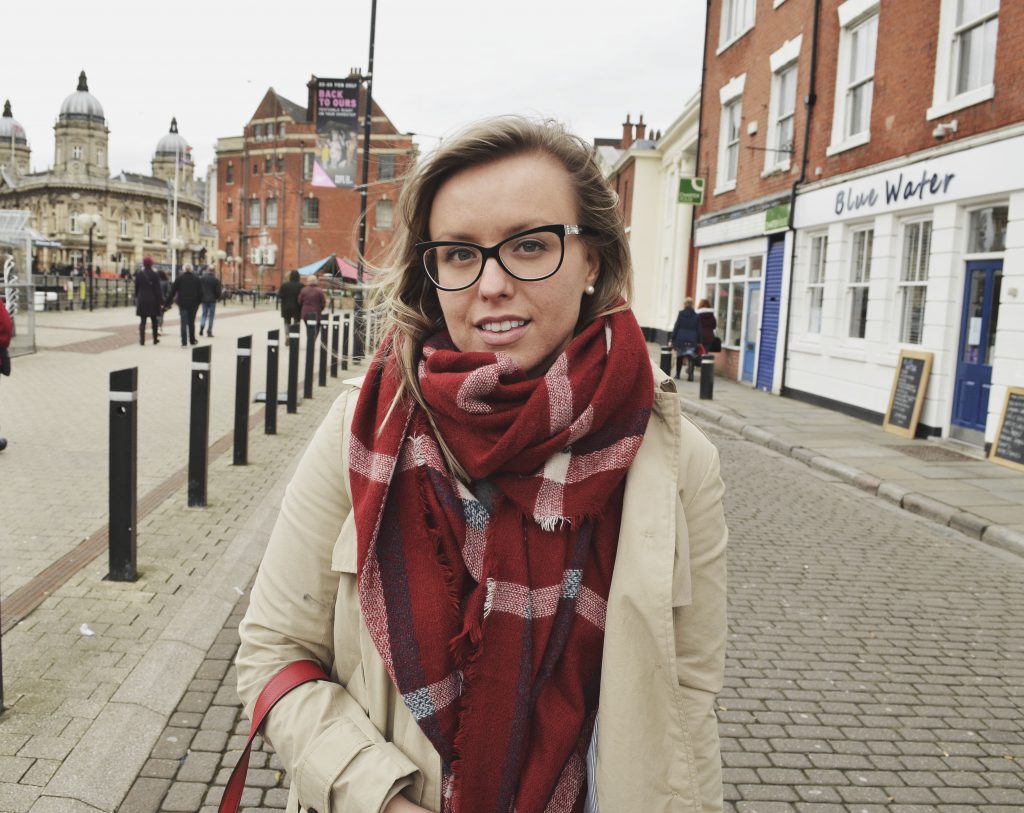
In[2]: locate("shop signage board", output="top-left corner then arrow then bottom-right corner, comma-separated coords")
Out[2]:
678,177 -> 705,205
883,350 -> 933,437
764,203 -> 790,233
989,387 -> 1024,472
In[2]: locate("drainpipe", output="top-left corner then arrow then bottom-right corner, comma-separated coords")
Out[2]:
687,0 -> 713,301
780,0 -> 822,395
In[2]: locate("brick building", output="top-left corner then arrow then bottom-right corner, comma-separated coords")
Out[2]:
215,75 -> 415,290
696,0 -> 1023,451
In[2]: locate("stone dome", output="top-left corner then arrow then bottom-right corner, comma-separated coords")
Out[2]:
59,71 -> 105,123
155,118 -> 191,160
0,100 -> 27,144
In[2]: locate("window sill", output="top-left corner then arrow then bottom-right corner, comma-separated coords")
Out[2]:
714,180 -> 737,196
761,161 -> 792,178
926,84 -> 995,121
833,343 -> 867,362
825,131 -> 870,157
716,26 -> 755,56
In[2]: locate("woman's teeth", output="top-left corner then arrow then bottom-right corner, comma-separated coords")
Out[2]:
480,320 -> 526,333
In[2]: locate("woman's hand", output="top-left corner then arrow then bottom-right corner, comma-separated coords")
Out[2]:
383,795 -> 431,813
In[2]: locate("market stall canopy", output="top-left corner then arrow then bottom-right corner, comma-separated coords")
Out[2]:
296,254 -> 361,282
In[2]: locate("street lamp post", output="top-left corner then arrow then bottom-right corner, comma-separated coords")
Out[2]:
79,213 -> 101,311
168,236 -> 185,277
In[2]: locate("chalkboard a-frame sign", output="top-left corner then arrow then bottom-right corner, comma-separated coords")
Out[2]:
883,350 -> 934,438
989,387 -> 1024,472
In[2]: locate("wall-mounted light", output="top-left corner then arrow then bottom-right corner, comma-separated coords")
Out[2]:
932,119 -> 958,140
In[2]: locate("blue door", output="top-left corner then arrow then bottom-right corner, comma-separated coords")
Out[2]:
741,281 -> 761,383
756,235 -> 785,392
952,261 -> 1002,431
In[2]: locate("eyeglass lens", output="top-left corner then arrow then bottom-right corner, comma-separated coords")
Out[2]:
423,229 -> 564,289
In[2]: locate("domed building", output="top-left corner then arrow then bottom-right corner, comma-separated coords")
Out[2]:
0,71 -> 216,275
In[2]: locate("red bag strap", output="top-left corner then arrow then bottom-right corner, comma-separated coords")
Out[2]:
219,659 -> 329,813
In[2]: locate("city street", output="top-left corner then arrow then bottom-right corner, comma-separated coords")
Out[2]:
0,308 -> 1020,811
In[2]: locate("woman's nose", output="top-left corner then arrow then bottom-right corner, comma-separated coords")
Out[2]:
477,256 -> 513,299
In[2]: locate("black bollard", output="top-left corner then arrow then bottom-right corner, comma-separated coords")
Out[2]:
287,324 -> 300,414
188,345 -> 212,506
265,329 -> 279,434
341,312 -> 350,372
304,319 -> 317,399
330,314 -> 340,378
233,336 -> 252,465
318,321 -> 328,387
660,346 -> 673,377
108,367 -> 138,582
699,355 -> 715,400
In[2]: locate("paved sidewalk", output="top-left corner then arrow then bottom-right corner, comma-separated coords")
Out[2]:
660,359 -> 1024,559
0,305 -> 361,812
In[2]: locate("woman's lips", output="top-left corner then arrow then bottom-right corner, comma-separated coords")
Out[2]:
475,319 -> 529,346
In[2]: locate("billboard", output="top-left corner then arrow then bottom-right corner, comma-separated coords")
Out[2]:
313,78 -> 361,189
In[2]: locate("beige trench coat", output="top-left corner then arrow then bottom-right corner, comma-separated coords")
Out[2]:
237,367 -> 728,812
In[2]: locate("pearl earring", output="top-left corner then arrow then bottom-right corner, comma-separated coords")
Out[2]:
584,284 -> 596,295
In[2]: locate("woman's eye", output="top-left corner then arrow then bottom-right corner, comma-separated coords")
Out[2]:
444,247 -> 478,264
512,239 -> 547,255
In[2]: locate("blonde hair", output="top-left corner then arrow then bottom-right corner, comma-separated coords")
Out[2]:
368,116 -> 633,424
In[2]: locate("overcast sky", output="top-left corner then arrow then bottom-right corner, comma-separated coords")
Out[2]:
1,1 -> 705,176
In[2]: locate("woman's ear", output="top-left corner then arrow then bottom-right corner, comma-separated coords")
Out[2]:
584,246 -> 600,289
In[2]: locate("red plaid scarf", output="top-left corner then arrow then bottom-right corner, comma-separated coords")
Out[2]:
350,310 -> 653,812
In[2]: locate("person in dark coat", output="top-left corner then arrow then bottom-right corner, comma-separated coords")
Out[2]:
166,263 -> 204,346
671,297 -> 701,381
697,298 -> 719,352
278,269 -> 302,328
0,295 -> 10,450
134,257 -> 164,345
298,275 -> 327,325
199,269 -> 223,338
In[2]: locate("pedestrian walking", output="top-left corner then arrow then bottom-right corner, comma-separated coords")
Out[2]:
166,263 -> 203,346
236,117 -> 728,813
0,293 -> 11,451
134,257 -> 163,345
198,268 -> 222,337
278,269 -> 302,328
297,274 -> 326,325
157,270 -> 171,336
671,296 -> 702,381
697,298 -> 720,352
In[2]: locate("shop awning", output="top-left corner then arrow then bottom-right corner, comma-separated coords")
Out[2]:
296,254 -> 364,282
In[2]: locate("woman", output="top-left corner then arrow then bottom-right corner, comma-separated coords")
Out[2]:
237,117 -> 728,813
298,274 -> 327,324
697,298 -> 719,352
134,257 -> 163,345
278,269 -> 303,327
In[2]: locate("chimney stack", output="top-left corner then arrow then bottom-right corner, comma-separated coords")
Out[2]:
635,114 -> 647,142
620,114 -> 634,149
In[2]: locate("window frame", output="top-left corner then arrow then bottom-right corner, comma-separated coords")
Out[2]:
225,200 -> 233,221
69,210 -> 81,234
846,226 -> 874,339
303,197 -> 320,226
806,233 -> 828,334
266,197 -> 278,227
303,153 -> 314,181
827,0 -> 880,156
718,0 -> 757,52
249,198 -> 261,228
897,219 -> 932,345
378,153 -> 396,181
928,0 -> 999,119
715,74 -> 746,195
226,163 -> 235,185
765,37 -> 802,175
374,198 -> 394,231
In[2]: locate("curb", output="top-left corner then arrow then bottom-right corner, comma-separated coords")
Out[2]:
680,396 -> 1024,559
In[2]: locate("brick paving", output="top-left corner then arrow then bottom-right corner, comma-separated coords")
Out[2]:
1,320 -> 1021,811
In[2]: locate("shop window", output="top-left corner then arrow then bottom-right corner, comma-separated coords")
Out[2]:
898,220 -> 932,344
266,198 -> 278,227
375,199 -> 394,230
847,227 -> 873,339
828,0 -> 879,155
720,0 -> 756,49
807,234 -> 828,333
249,198 -> 261,228
303,197 -> 320,226
702,255 -> 763,347
967,205 -> 1007,253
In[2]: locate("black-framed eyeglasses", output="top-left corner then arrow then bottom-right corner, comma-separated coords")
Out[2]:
415,224 -> 589,292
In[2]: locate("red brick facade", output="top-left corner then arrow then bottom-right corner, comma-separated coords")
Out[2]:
216,81 -> 415,290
